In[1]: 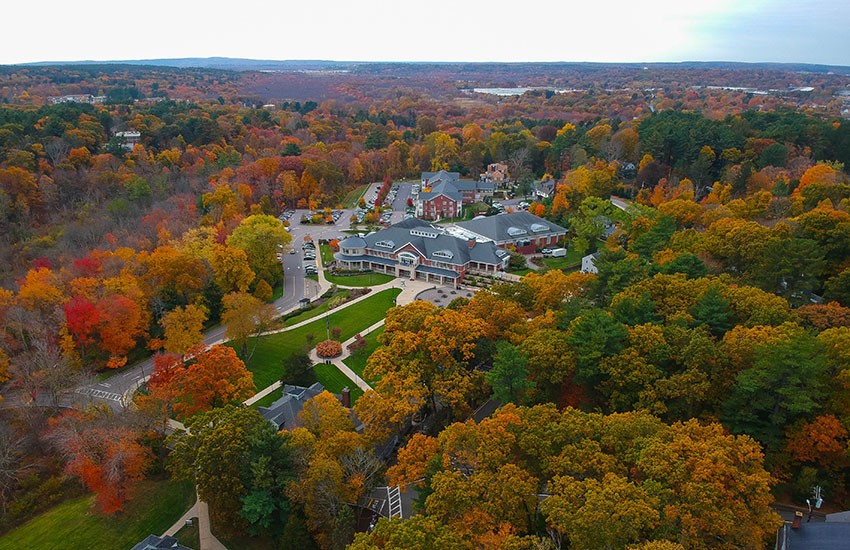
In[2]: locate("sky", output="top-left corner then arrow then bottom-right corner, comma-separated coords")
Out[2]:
3,0 -> 848,66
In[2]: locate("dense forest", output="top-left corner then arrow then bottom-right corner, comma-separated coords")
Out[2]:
1,62 -> 850,549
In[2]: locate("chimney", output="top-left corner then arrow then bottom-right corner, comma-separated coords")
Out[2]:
792,511 -> 803,529
341,386 -> 351,408
468,239 -> 476,249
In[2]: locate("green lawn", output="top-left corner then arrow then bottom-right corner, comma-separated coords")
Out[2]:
314,362 -> 365,403
174,517 -> 200,550
0,479 -> 194,550
324,272 -> 394,287
250,387 -> 284,409
242,288 -> 401,391
284,290 -> 352,325
342,326 -> 385,383
319,243 -> 336,264
507,267 -> 534,276
341,183 -> 370,208
541,248 -> 583,271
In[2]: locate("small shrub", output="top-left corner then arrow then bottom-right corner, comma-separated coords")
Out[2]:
316,340 -> 343,358
331,326 -> 342,340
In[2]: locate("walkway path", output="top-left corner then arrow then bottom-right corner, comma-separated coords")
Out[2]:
161,419 -> 227,550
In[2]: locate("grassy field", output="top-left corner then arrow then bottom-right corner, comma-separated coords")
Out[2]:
314,363 -> 365,402
541,248 -> 583,271
319,243 -> 336,264
341,183 -> 370,208
342,326 -> 385,383
324,272 -> 395,287
174,517 -> 200,550
249,387 -> 284,409
0,479 -> 194,550
284,290 -> 352,325
242,288 -> 401,391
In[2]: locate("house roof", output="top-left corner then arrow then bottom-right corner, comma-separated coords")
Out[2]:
259,383 -> 325,430
353,219 -> 507,267
422,170 -> 460,183
454,211 -> 567,243
339,236 -> 367,248
778,522 -> 850,550
131,535 -> 191,550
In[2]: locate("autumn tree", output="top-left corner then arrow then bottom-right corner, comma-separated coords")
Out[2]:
222,292 -> 281,363
48,410 -> 151,513
227,214 -> 292,285
168,405 -> 295,538
168,345 -> 255,420
156,304 -> 208,354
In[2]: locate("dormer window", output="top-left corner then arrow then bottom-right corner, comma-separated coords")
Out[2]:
433,250 -> 454,260
376,240 -> 395,248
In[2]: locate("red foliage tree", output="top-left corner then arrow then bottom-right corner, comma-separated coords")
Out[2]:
48,411 -> 152,513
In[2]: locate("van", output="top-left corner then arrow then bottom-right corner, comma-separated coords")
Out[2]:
549,247 -> 567,258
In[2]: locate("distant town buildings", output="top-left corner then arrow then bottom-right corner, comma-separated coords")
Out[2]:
47,94 -> 105,105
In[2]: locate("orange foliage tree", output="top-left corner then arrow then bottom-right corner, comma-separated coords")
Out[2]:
48,411 -> 152,513
168,345 -> 255,420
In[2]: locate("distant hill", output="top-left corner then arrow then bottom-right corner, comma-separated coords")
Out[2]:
17,57 -> 850,75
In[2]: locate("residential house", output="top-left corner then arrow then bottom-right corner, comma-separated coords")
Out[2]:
581,252 -> 600,274
258,383 -> 326,430
417,171 -> 494,220
480,162 -> 509,186
115,130 -> 141,151
131,535 -> 191,550
450,211 -> 567,254
533,179 -> 556,200
335,217 -> 510,287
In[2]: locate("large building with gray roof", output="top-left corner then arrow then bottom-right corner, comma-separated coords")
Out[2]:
417,170 -> 494,220
451,211 -> 567,254
334,218 -> 509,287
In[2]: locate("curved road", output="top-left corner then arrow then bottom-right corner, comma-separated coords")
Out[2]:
74,227 -> 317,411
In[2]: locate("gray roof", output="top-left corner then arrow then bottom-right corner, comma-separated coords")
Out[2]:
259,383 -> 324,430
779,522 -> 850,550
422,170 -> 460,183
454,211 -> 567,243
131,535 -> 191,550
339,236 -> 366,248
358,219 -> 506,267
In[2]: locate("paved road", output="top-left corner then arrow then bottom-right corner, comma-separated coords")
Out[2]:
73,181 -> 422,410
74,225 -> 319,410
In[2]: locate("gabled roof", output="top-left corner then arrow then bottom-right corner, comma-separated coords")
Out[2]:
259,383 -> 325,430
131,535 -> 191,550
422,170 -> 460,183
454,211 -> 567,242
359,219 -> 506,267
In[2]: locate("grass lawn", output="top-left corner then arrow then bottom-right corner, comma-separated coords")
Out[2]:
271,280 -> 284,301
324,272 -> 394,287
284,290 -> 352,325
249,387 -> 283,409
242,288 -> 401,391
541,248 -> 583,271
319,243 -> 336,264
342,326 -> 385,383
174,517 -> 200,550
342,183 -> 370,208
314,362 -> 365,402
0,478 -> 195,550
507,267 -> 534,276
